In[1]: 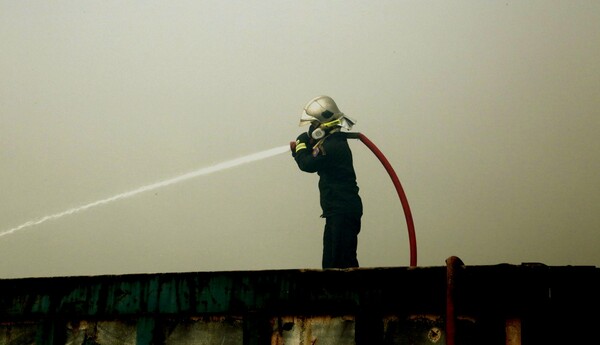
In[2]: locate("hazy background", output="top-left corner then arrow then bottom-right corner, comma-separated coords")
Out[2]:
1,1 -> 599,278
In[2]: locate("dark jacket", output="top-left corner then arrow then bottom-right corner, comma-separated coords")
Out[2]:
294,132 -> 363,217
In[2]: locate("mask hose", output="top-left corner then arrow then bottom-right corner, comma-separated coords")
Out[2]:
346,132 -> 417,267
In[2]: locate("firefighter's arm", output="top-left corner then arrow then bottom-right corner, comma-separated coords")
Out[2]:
292,133 -> 311,156
292,133 -> 321,173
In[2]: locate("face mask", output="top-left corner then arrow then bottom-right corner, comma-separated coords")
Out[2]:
309,124 -> 326,140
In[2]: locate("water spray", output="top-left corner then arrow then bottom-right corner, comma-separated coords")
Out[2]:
3,135 -> 416,267
0,145 -> 289,238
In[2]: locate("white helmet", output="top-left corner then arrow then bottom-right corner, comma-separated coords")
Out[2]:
299,95 -> 356,131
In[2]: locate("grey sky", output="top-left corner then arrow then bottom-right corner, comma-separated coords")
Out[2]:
1,1 -> 599,278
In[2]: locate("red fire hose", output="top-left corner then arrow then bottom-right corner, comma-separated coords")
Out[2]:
346,132 -> 417,267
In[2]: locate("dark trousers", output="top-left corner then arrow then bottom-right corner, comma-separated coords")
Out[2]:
322,214 -> 361,269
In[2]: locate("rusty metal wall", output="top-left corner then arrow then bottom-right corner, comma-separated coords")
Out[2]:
0,314 -> 456,345
1,263 -> 599,344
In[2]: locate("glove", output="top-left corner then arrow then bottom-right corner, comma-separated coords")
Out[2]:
292,132 -> 312,157
289,141 -> 297,154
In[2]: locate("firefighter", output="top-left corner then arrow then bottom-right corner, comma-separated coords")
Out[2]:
291,96 -> 363,269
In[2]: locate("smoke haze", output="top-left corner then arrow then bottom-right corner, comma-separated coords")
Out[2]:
1,1 -> 599,278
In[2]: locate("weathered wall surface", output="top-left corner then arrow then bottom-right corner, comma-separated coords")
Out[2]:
1,263 -> 598,344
